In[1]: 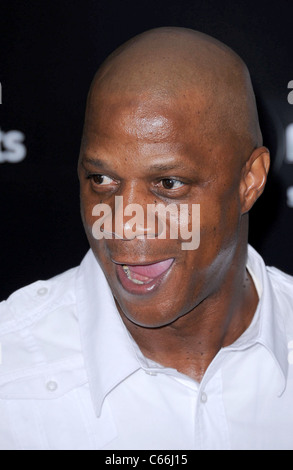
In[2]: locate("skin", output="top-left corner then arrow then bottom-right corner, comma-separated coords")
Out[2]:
78,27 -> 270,382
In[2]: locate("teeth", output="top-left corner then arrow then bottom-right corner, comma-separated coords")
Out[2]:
122,265 -> 131,278
122,265 -> 144,285
131,279 -> 144,285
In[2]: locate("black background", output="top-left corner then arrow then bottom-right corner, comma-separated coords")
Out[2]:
1,0 -> 293,300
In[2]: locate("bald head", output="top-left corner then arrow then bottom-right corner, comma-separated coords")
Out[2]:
85,27 -> 262,157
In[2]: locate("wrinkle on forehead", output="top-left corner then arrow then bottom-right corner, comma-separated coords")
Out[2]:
85,94 -> 177,143
126,113 -> 173,141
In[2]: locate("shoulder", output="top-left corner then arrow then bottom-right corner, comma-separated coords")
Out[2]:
0,265 -> 78,332
0,265 -> 84,394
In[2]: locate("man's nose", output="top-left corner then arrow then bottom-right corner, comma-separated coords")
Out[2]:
114,184 -> 155,239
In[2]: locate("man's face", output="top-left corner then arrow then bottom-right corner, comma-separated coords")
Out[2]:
78,90 -> 245,328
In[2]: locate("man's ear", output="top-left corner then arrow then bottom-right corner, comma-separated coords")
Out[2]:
240,146 -> 270,214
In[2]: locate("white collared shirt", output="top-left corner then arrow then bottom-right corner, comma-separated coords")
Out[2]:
1,245 -> 293,450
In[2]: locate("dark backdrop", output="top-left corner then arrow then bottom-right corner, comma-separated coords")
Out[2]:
1,0 -> 293,300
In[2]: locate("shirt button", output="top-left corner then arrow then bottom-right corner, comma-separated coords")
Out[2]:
200,392 -> 208,403
46,381 -> 58,392
37,287 -> 48,296
145,370 -> 157,376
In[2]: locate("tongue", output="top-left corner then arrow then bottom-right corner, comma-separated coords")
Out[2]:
126,259 -> 173,279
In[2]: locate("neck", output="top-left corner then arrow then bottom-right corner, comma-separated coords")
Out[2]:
120,242 -> 259,383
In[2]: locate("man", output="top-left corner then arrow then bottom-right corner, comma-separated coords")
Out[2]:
0,27 -> 293,450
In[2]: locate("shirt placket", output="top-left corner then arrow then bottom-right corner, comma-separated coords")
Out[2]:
194,357 -> 231,450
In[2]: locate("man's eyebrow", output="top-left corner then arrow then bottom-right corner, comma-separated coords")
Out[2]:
81,156 -> 109,169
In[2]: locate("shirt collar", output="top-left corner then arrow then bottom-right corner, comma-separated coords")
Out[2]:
76,245 -> 289,416
75,250 -> 142,417
226,245 -> 288,395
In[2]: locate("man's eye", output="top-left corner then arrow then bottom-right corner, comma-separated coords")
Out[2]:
160,178 -> 184,190
88,174 -> 115,186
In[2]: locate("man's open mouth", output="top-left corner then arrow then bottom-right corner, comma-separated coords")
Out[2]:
115,258 -> 174,294
121,259 -> 174,284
